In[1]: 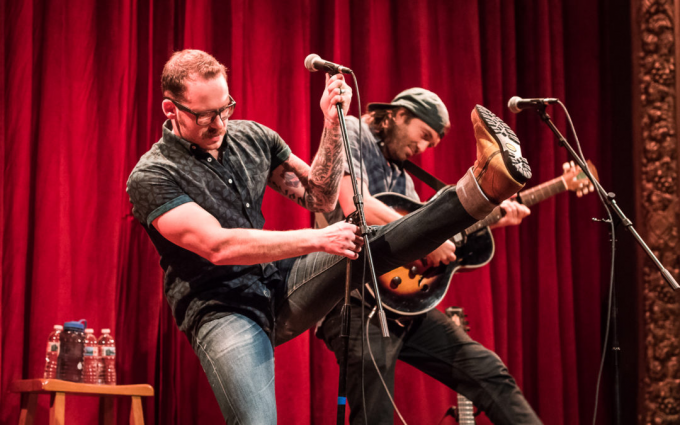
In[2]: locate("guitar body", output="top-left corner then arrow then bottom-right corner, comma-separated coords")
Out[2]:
358,161 -> 597,316
454,227 -> 495,269
371,193 -> 495,316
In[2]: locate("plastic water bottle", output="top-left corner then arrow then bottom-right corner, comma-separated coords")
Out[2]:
43,325 -> 63,379
83,328 -> 99,384
98,329 -> 116,385
57,321 -> 85,382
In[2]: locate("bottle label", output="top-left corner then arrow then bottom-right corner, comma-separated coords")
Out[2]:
84,346 -> 99,356
103,347 -> 116,357
47,342 -> 60,354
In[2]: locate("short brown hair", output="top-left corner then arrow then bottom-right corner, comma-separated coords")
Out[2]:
161,50 -> 228,101
362,107 -> 415,143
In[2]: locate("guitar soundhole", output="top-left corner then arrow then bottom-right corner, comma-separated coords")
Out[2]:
421,284 -> 430,292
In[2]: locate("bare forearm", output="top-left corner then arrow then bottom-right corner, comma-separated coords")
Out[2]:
304,124 -> 345,211
338,176 -> 404,225
207,228 -> 321,265
306,72 -> 351,211
154,201 -> 362,264
361,195 -> 404,225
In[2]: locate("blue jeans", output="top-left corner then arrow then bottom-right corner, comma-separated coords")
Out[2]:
192,315 -> 276,424
192,185 -> 480,424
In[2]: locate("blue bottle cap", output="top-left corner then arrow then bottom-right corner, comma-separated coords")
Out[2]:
63,321 -> 85,331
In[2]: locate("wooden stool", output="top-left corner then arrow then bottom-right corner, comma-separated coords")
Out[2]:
11,379 -> 154,425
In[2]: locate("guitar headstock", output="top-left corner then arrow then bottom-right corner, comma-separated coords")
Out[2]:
562,160 -> 599,197
445,307 -> 470,333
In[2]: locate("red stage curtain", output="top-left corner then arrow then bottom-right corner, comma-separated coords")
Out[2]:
2,1 -> 610,424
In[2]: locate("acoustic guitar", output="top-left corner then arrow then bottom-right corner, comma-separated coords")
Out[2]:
368,160 -> 598,316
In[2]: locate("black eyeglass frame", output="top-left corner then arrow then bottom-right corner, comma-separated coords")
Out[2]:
164,95 -> 236,126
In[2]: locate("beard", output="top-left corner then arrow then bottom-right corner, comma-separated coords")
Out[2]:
384,122 -> 412,163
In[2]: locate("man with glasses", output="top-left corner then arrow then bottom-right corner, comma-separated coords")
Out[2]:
164,94 -> 236,126
127,49 -> 533,424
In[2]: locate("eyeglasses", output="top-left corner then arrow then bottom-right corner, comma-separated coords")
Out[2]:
165,95 -> 237,126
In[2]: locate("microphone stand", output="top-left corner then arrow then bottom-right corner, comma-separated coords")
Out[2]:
334,83 -> 390,425
533,104 -> 678,291
533,103 -> 678,425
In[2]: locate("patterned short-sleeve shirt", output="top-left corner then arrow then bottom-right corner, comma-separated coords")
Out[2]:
127,120 -> 291,339
323,116 -> 419,225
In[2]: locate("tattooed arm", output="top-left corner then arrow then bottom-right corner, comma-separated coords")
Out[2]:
268,74 -> 351,212
267,129 -> 343,212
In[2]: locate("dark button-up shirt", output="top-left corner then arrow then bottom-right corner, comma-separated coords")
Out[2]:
127,120 -> 291,338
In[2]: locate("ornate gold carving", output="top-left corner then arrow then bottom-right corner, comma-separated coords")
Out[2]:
639,0 -> 680,423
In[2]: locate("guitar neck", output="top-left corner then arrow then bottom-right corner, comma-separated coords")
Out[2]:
464,174 -> 568,234
457,393 -> 475,424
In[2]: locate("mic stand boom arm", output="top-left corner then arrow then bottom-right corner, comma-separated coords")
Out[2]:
535,105 -> 679,291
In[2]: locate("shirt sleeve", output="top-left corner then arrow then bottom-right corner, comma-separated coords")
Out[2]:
249,122 -> 291,172
404,173 -> 421,202
127,165 -> 193,226
344,117 -> 370,184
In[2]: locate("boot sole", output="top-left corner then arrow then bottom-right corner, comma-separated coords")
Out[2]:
474,105 -> 532,184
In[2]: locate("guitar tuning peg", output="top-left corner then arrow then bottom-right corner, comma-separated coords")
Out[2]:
570,160 -> 576,168
589,184 -> 595,192
577,190 -> 583,197
562,162 -> 570,170
582,187 -> 589,195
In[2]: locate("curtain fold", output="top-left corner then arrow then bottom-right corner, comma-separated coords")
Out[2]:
2,1 -> 610,424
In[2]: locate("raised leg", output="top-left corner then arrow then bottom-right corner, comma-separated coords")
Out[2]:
275,185 -> 477,345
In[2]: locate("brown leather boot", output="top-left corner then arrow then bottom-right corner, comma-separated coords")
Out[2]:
471,105 -> 532,203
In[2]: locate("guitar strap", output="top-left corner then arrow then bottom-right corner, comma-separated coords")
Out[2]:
403,160 -> 448,191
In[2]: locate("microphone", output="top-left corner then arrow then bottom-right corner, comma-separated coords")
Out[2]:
507,96 -> 559,113
304,54 -> 353,75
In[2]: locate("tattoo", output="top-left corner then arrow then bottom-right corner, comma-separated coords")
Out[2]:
270,162 -> 309,206
305,125 -> 344,210
269,125 -> 344,211
283,171 -> 302,188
